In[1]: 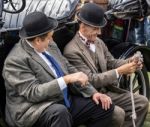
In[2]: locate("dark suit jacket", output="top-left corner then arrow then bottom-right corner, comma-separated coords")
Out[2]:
2,39 -> 97,127
64,33 -> 128,90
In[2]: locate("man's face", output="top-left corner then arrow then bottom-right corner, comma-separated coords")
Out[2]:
82,23 -> 101,42
35,32 -> 53,52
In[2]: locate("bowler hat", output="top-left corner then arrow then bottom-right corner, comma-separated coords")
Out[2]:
77,3 -> 107,27
19,12 -> 58,39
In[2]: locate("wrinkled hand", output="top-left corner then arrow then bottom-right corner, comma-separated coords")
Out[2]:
63,72 -> 88,87
129,51 -> 143,70
117,62 -> 138,75
92,92 -> 112,110
135,60 -> 143,70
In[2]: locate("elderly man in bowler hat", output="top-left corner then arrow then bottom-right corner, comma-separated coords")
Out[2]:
2,11 -> 114,127
64,3 -> 149,127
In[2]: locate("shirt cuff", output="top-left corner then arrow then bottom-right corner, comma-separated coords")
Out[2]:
115,69 -> 119,78
57,77 -> 67,90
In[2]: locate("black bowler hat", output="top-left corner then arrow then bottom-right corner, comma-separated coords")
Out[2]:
19,12 -> 58,39
77,3 -> 107,27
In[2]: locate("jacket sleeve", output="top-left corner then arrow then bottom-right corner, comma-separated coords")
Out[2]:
52,42 -> 98,97
3,56 -> 62,103
101,40 -> 128,69
64,41 -> 127,89
64,51 -> 117,89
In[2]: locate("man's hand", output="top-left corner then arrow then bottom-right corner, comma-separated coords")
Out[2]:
117,62 -> 138,75
92,92 -> 112,110
63,72 -> 88,86
129,51 -> 143,70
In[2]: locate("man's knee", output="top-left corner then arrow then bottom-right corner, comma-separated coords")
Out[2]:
140,95 -> 149,108
45,104 -> 71,121
112,106 -> 125,127
52,104 -> 71,117
142,96 -> 149,109
134,94 -> 149,109
34,104 -> 72,127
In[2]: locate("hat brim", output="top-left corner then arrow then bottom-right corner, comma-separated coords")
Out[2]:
19,18 -> 58,39
76,11 -> 107,28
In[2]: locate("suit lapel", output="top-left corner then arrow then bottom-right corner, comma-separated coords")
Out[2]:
95,40 -> 107,72
32,53 -> 57,78
75,34 -> 97,71
21,39 -> 57,78
47,44 -> 68,75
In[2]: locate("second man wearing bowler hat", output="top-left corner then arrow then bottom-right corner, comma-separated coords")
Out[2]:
64,3 -> 149,127
2,11 -> 114,127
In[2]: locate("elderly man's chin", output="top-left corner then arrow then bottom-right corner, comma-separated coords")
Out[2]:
36,47 -> 48,53
89,35 -> 98,42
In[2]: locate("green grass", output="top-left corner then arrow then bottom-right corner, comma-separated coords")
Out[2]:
143,72 -> 150,127
143,105 -> 150,127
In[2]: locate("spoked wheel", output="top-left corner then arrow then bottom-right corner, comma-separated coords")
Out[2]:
119,66 -> 150,100
0,0 -> 3,15
3,0 -> 26,13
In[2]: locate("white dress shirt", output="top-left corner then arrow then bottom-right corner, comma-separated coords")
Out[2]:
26,40 -> 67,90
79,31 -> 96,53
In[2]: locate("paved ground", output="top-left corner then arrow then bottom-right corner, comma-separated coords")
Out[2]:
143,102 -> 150,127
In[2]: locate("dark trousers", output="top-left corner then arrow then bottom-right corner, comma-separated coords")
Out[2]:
33,96 -> 114,127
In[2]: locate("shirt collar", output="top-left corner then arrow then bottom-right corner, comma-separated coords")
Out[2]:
26,40 -> 47,54
26,40 -> 34,48
78,31 -> 88,44
78,31 -> 96,52
78,31 -> 95,44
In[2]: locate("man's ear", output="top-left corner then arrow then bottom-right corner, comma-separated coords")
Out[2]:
80,23 -> 84,28
80,23 -> 85,32
34,37 -> 41,46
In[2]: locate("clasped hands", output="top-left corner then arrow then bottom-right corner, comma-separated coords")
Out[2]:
64,72 -> 112,110
117,51 -> 143,75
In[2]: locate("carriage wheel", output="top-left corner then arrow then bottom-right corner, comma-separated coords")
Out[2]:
119,65 -> 150,100
3,0 -> 26,14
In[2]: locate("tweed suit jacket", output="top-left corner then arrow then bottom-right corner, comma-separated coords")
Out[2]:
64,33 -> 128,91
2,39 -> 97,127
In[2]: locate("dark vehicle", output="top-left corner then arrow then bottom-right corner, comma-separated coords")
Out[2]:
0,0 -> 80,126
0,0 -> 150,126
103,0 -> 150,99
2,0 -> 26,13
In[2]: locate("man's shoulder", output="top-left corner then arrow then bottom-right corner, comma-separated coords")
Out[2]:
96,37 -> 107,47
64,34 -> 79,52
67,34 -> 78,46
5,41 -> 28,63
96,37 -> 104,44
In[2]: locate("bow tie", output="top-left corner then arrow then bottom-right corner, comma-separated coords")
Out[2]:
85,40 -> 95,48
86,40 -> 91,48
78,33 -> 94,48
